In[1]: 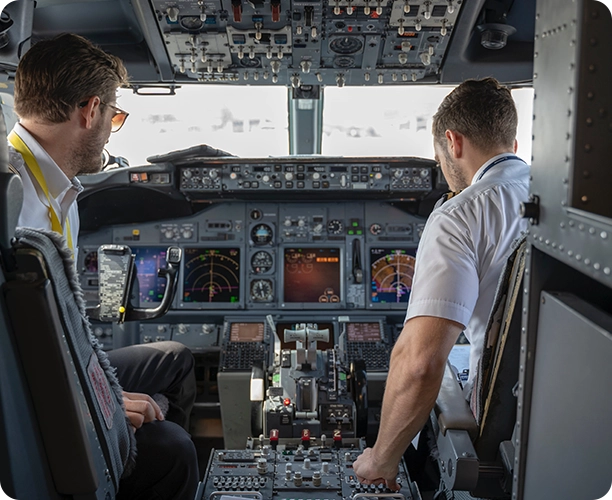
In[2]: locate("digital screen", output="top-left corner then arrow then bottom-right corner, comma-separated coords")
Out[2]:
183,248 -> 240,303
276,322 -> 335,351
132,247 -> 168,304
346,322 -> 382,342
370,248 -> 417,304
230,323 -> 264,342
283,248 -> 341,303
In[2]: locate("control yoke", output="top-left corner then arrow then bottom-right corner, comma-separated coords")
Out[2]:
86,245 -> 182,323
283,323 -> 329,370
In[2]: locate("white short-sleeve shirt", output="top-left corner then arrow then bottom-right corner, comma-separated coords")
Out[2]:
11,123 -> 83,256
405,154 -> 530,388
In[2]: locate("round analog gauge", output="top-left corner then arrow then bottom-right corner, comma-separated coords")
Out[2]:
251,251 -> 273,273
180,16 -> 204,30
250,279 -> 274,302
251,223 -> 273,245
369,223 -> 382,235
327,219 -> 344,234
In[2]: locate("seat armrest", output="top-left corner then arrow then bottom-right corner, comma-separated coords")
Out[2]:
435,362 -> 478,441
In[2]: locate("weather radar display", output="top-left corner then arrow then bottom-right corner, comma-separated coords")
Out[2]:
370,248 -> 416,304
183,248 -> 240,303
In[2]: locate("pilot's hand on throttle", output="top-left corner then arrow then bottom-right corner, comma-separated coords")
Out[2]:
122,391 -> 164,430
353,447 -> 400,491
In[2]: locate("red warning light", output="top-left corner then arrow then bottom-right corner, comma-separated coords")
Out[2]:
283,398 -> 291,406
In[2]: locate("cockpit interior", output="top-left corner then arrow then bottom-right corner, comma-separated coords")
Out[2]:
0,0 -> 611,499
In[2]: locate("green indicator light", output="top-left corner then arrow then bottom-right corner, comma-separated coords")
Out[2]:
348,230 -> 354,235
339,373 -> 347,381
273,374 -> 280,382
352,222 -> 359,227
356,230 -> 363,235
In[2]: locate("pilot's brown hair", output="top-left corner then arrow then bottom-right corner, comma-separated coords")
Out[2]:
432,77 -> 518,154
14,33 -> 128,123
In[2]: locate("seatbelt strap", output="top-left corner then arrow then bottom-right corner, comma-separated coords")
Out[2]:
8,131 -> 74,254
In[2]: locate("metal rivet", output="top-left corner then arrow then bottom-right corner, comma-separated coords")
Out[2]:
582,196 -> 588,203
559,245 -> 564,251
579,224 -> 584,231
584,258 -> 591,265
589,227 -> 596,234
586,118 -> 593,126
583,170 -> 590,178
560,222 -> 566,228
605,267 -> 611,276
569,220 -> 575,227
575,254 -> 581,261
602,231 -> 608,239
584,144 -> 592,152
587,91 -> 594,100
594,263 -> 601,270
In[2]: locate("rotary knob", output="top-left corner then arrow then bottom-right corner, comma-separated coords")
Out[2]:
285,172 -> 294,181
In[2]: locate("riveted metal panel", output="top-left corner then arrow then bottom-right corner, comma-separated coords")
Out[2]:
529,0 -> 612,288
522,292 -> 612,500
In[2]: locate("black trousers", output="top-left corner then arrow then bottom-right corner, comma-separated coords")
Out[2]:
107,341 -> 199,500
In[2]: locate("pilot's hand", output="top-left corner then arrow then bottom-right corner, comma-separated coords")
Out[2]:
353,447 -> 400,491
122,391 -> 164,431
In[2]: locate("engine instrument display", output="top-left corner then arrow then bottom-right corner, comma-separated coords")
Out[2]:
283,248 -> 341,303
230,322 -> 265,342
346,322 -> 382,342
370,248 -> 416,304
183,248 -> 240,303
132,246 -> 168,304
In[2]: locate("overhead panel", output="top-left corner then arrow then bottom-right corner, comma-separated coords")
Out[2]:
149,0 -> 462,85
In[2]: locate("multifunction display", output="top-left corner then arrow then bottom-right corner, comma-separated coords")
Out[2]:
370,248 -> 417,304
283,248 -> 341,303
183,248 -> 241,303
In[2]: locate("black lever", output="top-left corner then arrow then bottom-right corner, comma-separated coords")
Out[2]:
352,238 -> 363,284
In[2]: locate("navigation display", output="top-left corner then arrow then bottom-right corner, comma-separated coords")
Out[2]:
132,246 -> 168,304
230,323 -> 265,342
346,322 -> 382,342
283,248 -> 341,303
370,248 -> 417,304
183,248 -> 240,303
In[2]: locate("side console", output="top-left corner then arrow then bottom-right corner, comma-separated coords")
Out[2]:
197,437 -> 422,500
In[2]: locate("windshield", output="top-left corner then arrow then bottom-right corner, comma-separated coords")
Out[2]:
106,85 -> 289,166
2,85 -> 534,167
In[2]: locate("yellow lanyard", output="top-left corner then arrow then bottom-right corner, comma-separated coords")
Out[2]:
8,131 -> 74,254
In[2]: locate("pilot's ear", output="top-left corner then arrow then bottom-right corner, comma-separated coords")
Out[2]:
513,139 -> 518,153
77,96 -> 102,130
445,129 -> 463,158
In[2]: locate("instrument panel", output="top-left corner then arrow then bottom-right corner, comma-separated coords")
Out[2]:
78,200 -> 424,313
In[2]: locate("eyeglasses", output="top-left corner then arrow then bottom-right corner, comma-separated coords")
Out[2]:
101,101 -> 129,133
78,99 -> 129,133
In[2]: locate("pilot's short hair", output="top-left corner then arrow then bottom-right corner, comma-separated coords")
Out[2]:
432,77 -> 518,153
14,33 -> 128,123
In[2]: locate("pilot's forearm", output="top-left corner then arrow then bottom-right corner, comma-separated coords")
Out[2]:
371,316 -> 462,469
